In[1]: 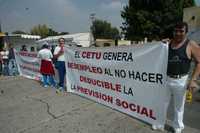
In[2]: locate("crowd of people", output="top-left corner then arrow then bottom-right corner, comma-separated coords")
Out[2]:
0,38 -> 67,94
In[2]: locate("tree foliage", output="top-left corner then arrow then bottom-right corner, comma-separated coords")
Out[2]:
30,24 -> 60,38
30,24 -> 50,38
121,0 -> 194,41
183,0 -> 195,7
12,30 -> 27,34
91,19 -> 120,40
58,32 -> 69,35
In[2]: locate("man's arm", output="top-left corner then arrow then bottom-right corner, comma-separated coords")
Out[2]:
188,41 -> 200,92
53,47 -> 63,59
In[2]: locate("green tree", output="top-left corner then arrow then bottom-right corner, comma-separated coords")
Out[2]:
30,24 -> 49,38
183,0 -> 195,7
91,19 -> 120,40
121,0 -> 194,41
48,28 -> 58,36
58,32 -> 69,35
30,24 -> 60,38
12,30 -> 27,34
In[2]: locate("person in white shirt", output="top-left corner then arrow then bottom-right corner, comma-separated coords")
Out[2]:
8,43 -> 18,76
0,48 -> 9,76
0,48 -> 3,75
53,38 -> 66,91
38,43 -> 56,88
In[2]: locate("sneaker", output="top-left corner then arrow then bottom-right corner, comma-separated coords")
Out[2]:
152,125 -> 164,131
50,85 -> 56,88
44,85 -> 48,88
58,87 -> 64,91
63,91 -> 67,96
56,89 -> 61,94
174,128 -> 182,133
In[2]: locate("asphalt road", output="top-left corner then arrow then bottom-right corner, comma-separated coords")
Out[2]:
0,76 -> 200,133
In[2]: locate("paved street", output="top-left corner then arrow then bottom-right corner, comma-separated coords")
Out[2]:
0,76 -> 200,133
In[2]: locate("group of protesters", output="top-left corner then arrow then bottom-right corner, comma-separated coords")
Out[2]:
0,38 -> 67,95
37,37 -> 66,94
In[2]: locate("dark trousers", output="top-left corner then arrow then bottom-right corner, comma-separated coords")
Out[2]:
2,59 -> 9,76
0,62 -> 2,75
42,74 -> 56,87
57,61 -> 66,89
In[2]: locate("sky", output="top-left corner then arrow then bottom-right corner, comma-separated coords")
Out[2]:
0,0 -> 128,34
196,0 -> 200,5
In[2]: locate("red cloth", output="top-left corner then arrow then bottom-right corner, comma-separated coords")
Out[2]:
40,60 -> 55,75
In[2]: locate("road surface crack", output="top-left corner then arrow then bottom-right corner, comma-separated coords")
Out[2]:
28,96 -> 57,119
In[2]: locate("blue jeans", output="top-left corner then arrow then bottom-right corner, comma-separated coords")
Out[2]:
57,61 -> 66,89
42,74 -> 56,87
8,59 -> 18,76
0,62 -> 2,75
2,59 -> 9,76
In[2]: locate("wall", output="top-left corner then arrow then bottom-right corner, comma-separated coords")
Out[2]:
183,6 -> 200,30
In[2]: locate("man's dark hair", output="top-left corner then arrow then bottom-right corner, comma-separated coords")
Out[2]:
58,37 -> 65,43
175,22 -> 188,33
21,45 -> 27,51
42,44 -> 48,49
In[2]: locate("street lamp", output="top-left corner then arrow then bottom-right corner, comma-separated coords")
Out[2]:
89,13 -> 96,45
0,20 -> 6,49
89,13 -> 96,33
90,13 -> 96,23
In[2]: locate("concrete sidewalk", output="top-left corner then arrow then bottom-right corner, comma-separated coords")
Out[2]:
0,76 -> 200,133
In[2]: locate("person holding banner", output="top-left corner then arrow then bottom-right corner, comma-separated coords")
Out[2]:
0,47 -> 9,76
38,43 -> 56,88
0,48 -> 3,76
53,38 -> 66,92
152,22 -> 200,133
20,45 -> 27,52
8,43 -> 18,76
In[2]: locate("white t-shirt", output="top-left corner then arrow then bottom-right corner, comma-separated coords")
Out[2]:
53,46 -> 65,61
37,48 -> 52,61
0,51 -> 9,59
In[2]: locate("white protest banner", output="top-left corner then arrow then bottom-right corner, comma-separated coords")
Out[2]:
15,51 -> 42,80
65,42 -> 168,125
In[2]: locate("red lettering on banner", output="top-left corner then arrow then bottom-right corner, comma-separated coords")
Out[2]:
76,85 -> 113,104
115,84 -> 121,92
68,62 -> 103,74
149,110 -> 156,120
19,64 -> 39,72
19,51 -> 37,57
129,103 -> 136,111
140,108 -> 148,117
115,98 -> 156,120
82,51 -> 101,59
80,75 -> 121,93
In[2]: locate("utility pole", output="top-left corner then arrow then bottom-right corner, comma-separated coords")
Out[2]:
0,21 -> 1,32
89,13 -> 96,46
0,20 -> 4,49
